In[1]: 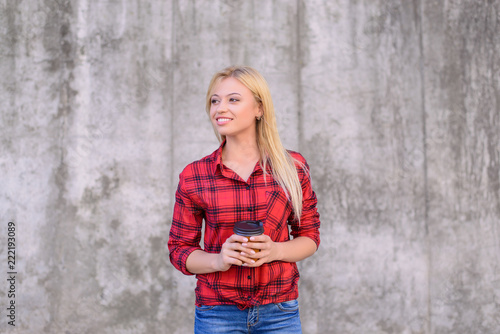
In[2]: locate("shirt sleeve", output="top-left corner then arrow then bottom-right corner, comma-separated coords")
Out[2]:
289,153 -> 321,248
168,169 -> 204,275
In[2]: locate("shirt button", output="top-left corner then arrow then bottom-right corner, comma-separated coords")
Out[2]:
247,207 -> 253,212
247,296 -> 251,300
246,186 -> 250,190
247,275 -> 251,280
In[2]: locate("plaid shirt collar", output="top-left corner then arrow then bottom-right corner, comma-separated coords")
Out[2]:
212,140 -> 272,178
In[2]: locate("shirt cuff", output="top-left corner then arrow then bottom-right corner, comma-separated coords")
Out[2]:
173,246 -> 202,276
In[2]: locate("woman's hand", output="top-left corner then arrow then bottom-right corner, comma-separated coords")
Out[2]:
240,234 -> 282,267
215,234 -> 258,271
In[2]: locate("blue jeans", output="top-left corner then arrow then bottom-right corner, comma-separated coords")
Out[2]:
194,299 -> 302,334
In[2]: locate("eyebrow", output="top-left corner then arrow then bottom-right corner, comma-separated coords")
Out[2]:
211,92 -> 242,97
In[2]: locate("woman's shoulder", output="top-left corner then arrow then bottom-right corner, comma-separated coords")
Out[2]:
285,150 -> 312,178
286,150 -> 308,165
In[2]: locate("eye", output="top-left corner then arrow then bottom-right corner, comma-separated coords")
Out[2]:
211,99 -> 219,104
229,98 -> 239,102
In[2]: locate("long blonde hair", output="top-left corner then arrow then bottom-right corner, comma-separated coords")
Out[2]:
205,66 -> 304,221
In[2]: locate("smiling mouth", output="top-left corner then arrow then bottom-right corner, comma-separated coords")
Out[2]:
216,117 -> 232,125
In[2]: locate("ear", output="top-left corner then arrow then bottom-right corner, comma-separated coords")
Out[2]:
257,103 -> 264,118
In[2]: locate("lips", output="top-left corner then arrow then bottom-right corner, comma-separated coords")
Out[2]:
216,117 -> 232,125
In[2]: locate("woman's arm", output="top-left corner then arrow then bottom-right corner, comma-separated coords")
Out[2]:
185,250 -> 221,274
272,236 -> 318,262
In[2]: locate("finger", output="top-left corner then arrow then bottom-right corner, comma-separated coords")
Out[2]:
239,244 -> 256,253
242,242 -> 267,252
224,256 -> 250,268
225,257 -> 243,267
245,258 -> 265,267
228,234 -> 249,243
223,241 -> 249,254
246,249 -> 270,261
236,245 -> 256,257
249,235 -> 270,242
224,249 -> 255,265
235,240 -> 256,255
240,251 -> 256,259
238,255 -> 255,266
217,252 -> 242,270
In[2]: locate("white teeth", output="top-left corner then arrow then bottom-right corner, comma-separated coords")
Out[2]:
218,118 -> 231,122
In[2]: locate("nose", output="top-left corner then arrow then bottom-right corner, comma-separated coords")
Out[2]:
217,100 -> 228,112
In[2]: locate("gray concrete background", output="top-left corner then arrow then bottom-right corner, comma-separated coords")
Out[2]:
1,0 -> 499,333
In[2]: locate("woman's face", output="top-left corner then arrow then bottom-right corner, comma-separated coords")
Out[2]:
209,77 -> 262,140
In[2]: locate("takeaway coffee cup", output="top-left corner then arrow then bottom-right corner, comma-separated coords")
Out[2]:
233,220 -> 264,252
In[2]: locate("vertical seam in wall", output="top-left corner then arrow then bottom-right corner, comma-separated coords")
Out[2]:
296,0 -> 303,152
417,0 -> 431,333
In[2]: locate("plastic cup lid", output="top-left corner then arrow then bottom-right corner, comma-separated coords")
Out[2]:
233,220 -> 264,236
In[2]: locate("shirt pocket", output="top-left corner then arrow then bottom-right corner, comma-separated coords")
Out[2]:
265,189 -> 292,242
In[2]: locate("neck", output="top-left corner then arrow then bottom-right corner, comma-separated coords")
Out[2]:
222,137 -> 260,163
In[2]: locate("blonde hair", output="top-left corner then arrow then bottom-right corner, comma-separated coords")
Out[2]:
205,66 -> 304,221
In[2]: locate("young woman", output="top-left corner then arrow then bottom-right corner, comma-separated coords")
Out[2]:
168,66 -> 320,334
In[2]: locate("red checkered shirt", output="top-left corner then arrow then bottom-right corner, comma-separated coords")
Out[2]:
168,143 -> 320,309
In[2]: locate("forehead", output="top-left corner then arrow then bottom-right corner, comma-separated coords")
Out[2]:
212,77 -> 252,96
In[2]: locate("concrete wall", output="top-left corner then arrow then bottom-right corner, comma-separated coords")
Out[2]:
1,0 -> 498,333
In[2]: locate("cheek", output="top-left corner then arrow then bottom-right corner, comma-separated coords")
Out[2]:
209,107 -> 216,118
